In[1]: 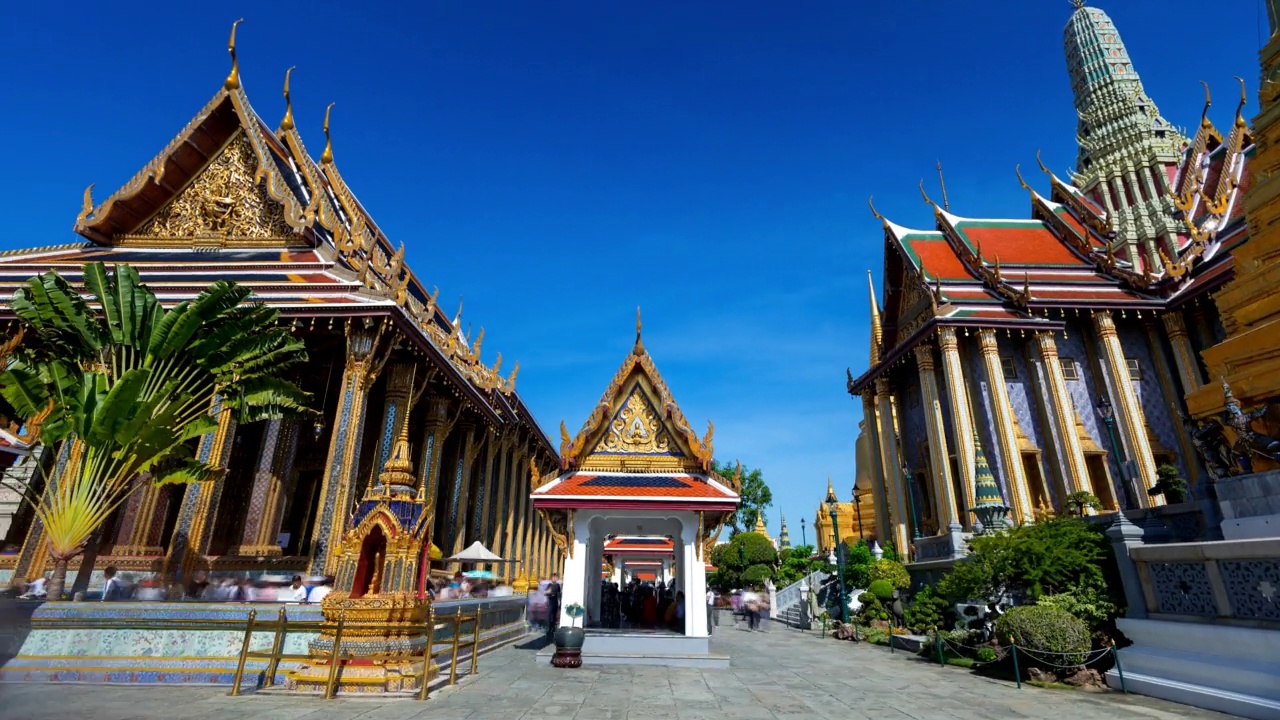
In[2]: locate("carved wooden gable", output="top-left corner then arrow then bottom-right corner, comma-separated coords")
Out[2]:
577,368 -> 696,472
126,131 -> 298,247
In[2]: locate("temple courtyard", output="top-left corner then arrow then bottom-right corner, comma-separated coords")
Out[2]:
0,626 -> 1230,720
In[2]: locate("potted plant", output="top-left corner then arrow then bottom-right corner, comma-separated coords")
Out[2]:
551,603 -> 586,668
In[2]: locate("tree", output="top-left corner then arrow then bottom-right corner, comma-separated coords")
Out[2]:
1148,464 -> 1188,504
707,531 -> 777,590
774,544 -> 831,586
0,264 -> 309,599
712,459 -> 771,536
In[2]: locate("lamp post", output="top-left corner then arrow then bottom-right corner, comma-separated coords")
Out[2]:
738,543 -> 746,587
852,486 -> 866,542
902,465 -> 923,540
800,517 -> 807,548
1096,395 -> 1134,509
824,485 -> 848,623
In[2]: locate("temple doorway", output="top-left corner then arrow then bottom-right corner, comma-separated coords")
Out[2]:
350,523 -> 387,599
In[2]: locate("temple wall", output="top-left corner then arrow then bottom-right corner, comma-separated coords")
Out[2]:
965,334 -> 1013,504
1120,320 -> 1191,481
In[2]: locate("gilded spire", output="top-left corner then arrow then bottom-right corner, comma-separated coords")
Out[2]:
754,510 -> 768,534
280,66 -> 296,132
633,306 -> 644,355
224,19 -> 244,91
320,102 -> 335,164
824,474 -> 838,505
1071,0 -> 1085,8
867,271 -> 883,365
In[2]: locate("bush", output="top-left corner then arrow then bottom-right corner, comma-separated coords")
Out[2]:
904,586 -> 949,633
975,647 -> 997,663
867,579 -> 895,601
869,559 -> 910,590
995,605 -> 1090,667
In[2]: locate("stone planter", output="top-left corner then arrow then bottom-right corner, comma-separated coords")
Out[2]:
551,626 -> 585,668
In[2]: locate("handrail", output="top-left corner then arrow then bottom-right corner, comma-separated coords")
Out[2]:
776,569 -> 828,611
227,601 -> 513,699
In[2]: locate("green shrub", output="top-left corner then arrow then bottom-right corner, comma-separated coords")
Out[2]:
867,579 -> 895,601
904,586 -> 948,633
1035,578 -> 1117,631
869,558 -> 911,590
975,647 -> 997,663
856,592 -> 888,622
995,605 -> 1090,667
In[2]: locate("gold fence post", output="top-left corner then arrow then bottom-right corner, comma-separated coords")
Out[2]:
418,604 -> 436,701
324,612 -> 346,700
449,610 -> 463,685
263,606 -> 287,688
229,609 -> 257,697
470,607 -> 483,675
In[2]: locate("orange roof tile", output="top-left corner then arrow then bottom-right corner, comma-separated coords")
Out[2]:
960,224 -> 1084,266
910,239 -> 972,280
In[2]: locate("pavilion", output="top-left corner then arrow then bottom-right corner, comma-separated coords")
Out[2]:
603,536 -> 674,585
530,315 -> 739,665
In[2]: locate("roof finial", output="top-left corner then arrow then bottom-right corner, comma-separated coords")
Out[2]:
633,306 -> 645,354
224,19 -> 244,91
1035,148 -> 1051,176
918,179 -> 934,207
280,66 -> 296,131
1015,164 -> 1032,192
76,183 -> 95,224
1235,76 -> 1248,127
1199,80 -> 1213,126
321,102 -> 335,164
453,296 -> 463,326
867,271 -> 883,365
1071,0 -> 1085,9
936,160 -> 950,211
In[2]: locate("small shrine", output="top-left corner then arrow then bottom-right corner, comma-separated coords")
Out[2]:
530,313 -> 739,665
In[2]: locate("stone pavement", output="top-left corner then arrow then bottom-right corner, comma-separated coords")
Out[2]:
0,624 -> 1236,720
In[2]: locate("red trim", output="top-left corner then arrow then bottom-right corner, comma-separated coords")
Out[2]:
531,499 -> 737,512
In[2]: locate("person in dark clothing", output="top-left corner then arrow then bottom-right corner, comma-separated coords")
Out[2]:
546,573 -> 562,635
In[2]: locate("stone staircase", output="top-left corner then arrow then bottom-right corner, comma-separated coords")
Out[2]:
774,570 -> 828,628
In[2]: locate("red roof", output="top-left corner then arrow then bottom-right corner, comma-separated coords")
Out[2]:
910,238 -> 972,280
532,472 -> 737,501
959,224 -> 1084,266
605,537 -> 674,553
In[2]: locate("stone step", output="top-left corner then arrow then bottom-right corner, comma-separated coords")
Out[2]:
534,647 -> 730,669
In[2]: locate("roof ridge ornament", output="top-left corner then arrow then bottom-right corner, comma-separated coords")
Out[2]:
634,306 -> 644,355
76,184 -> 95,225
1234,76 -> 1248,127
936,160 -> 950,212
320,102 -> 335,164
224,19 -> 244,91
1071,0 -> 1085,10
280,66 -> 296,131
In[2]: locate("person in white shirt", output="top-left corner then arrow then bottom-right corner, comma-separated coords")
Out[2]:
306,576 -> 332,604
19,574 -> 48,599
706,589 -> 718,632
101,566 -> 124,601
282,575 -> 308,603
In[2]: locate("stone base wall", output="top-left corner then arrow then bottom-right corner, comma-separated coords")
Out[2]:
1215,470 -> 1280,540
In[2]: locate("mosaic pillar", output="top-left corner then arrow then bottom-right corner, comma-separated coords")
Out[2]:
914,344 -> 958,531
10,439 -> 83,585
1034,332 -> 1092,499
232,418 -> 301,557
938,328 -> 976,526
1092,311 -> 1158,507
111,475 -> 168,556
874,378 -> 909,555
369,364 -> 417,493
1143,321 -> 1201,488
169,399 -> 238,571
469,436 -> 499,557
1162,311 -> 1204,394
977,329 -> 1033,523
489,443 -> 515,571
308,324 -> 386,575
416,396 -> 453,533
446,424 -> 480,568
860,392 -> 890,545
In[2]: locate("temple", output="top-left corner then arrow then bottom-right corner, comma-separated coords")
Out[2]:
849,2 -> 1256,560
813,476 -> 876,556
0,27 -> 563,591
529,316 -> 738,664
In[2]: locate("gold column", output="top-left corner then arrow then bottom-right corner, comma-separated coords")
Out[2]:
938,328 -> 976,525
860,392 -> 891,546
1144,321 -> 1201,488
1034,332 -> 1092,498
874,378 -> 909,554
511,451 -> 532,578
494,443 -> 522,571
1162,311 -> 1204,395
253,420 -> 300,554
913,343 -> 959,531
308,323 -> 387,575
111,477 -> 166,556
1092,311 -> 1159,506
448,425 -> 484,565
171,399 -> 238,567
471,435 -> 501,559
976,329 -> 1032,523
231,418 -> 301,557
416,396 -> 455,544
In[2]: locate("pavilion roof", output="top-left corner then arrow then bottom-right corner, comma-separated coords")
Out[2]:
531,471 -> 738,508
604,537 -> 675,554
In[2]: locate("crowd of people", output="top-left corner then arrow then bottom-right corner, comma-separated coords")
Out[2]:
15,568 -> 335,603
725,586 -> 771,631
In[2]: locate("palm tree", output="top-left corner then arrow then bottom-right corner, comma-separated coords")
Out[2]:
0,263 -> 309,599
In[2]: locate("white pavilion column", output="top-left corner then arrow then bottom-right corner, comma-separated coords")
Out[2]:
586,534 -> 603,626
681,513 -> 709,638
559,512 -> 590,629
611,564 -> 622,586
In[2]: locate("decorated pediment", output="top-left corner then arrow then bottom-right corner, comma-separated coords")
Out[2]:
127,132 -> 298,247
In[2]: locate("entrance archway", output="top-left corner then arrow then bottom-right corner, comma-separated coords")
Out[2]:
350,523 -> 387,599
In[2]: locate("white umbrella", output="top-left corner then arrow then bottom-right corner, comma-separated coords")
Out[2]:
445,541 -> 518,563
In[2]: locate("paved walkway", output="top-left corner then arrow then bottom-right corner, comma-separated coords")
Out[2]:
0,624 -> 1235,720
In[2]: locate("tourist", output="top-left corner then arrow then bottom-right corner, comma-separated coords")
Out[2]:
671,591 -> 685,633
185,570 -> 210,601
546,573 -> 562,633
706,588 -> 717,632
101,566 -> 124,601
743,586 -> 760,631
308,576 -> 332,604
283,575 -> 307,603
19,573 -> 48,600
730,589 -> 743,628
757,589 -> 770,632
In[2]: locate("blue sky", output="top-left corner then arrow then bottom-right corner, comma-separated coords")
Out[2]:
0,1 -> 1263,540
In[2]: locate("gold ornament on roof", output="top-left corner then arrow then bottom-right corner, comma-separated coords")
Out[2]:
602,390 -> 671,455
76,184 -> 95,225
224,19 -> 243,91
321,102 -> 335,164
280,66 -> 296,131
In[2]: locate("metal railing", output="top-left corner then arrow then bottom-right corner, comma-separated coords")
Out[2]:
228,604 -> 494,700
775,569 -> 828,613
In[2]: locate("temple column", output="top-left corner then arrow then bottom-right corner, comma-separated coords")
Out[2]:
448,425 -> 484,567
1034,332 -> 1092,499
169,398 -> 238,571
559,513 -> 588,628
1162,311 -> 1204,394
238,419 -> 302,556
500,448 -> 525,565
873,378 -> 909,554
111,476 -> 167,557
860,391 -> 891,545
977,329 -> 1033,523
1092,311 -> 1159,507
682,514 -> 709,637
368,364 -> 418,493
511,453 -> 533,581
308,324 -> 387,575
1144,321 -> 1201,488
11,439 -> 84,585
471,435 -> 501,557
914,344 -> 959,532
938,328 -> 976,525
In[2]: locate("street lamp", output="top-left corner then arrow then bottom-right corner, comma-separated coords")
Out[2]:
1096,394 -> 1134,509
800,517 -> 807,548
824,484 -> 848,623
902,465 -> 923,540
851,485 -> 866,542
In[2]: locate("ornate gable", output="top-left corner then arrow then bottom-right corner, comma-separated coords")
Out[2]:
128,132 -> 298,247
559,315 -> 713,474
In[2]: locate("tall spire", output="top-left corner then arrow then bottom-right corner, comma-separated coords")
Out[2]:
1063,2 -> 1184,268
867,271 -> 883,365
778,513 -> 792,550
